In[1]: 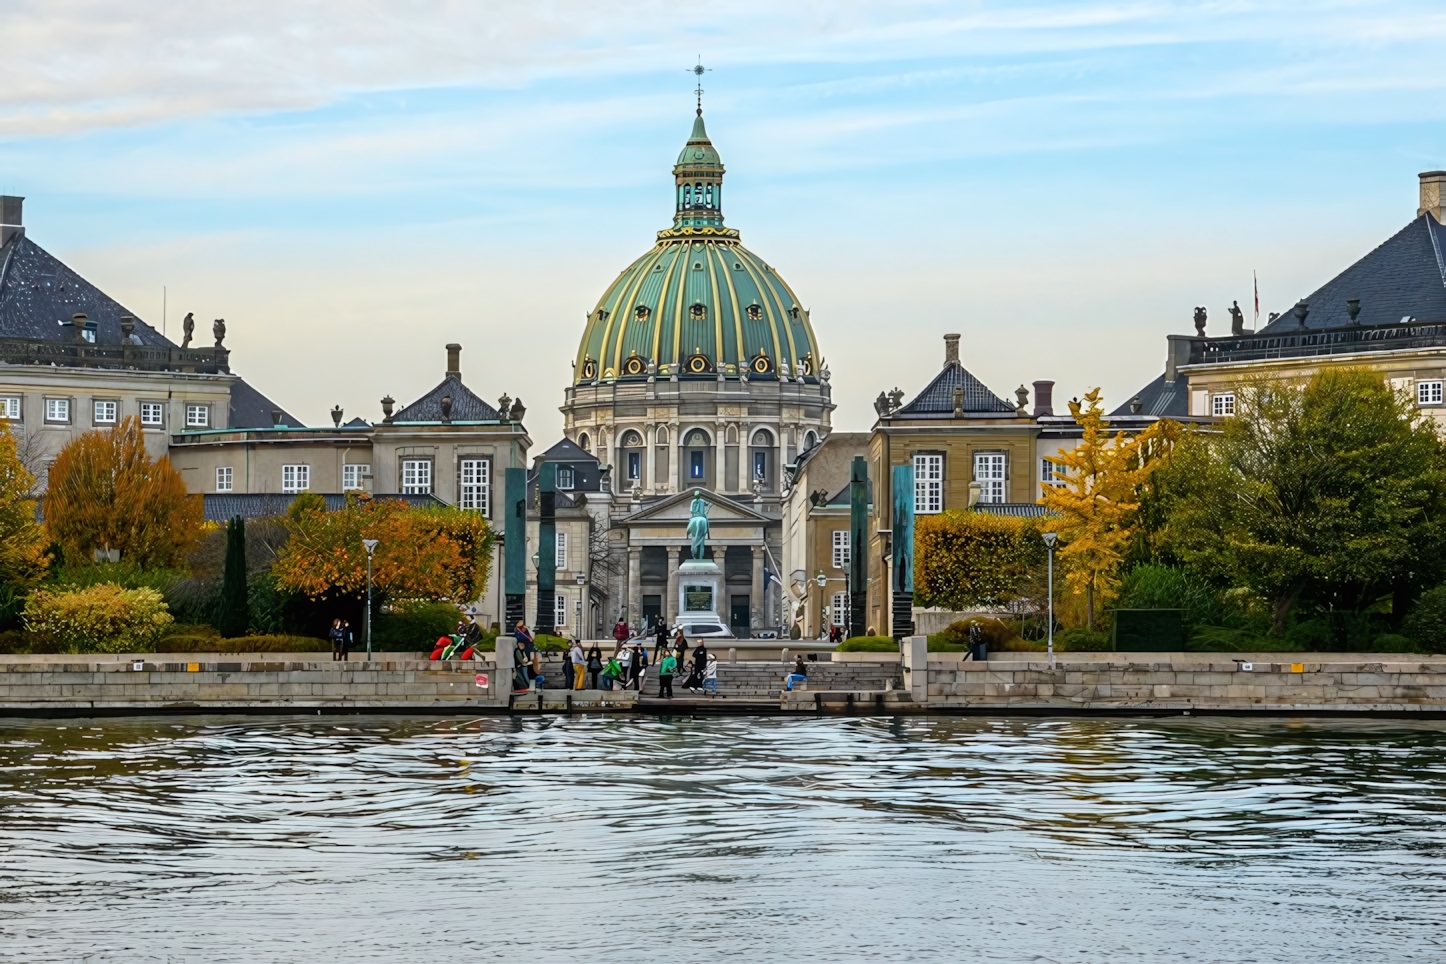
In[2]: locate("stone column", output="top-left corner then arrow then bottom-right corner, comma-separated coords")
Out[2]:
750,544 -> 765,636
666,546 -> 682,626
674,422 -> 684,493
645,425 -> 656,494
627,546 -> 642,629
713,424 -> 725,492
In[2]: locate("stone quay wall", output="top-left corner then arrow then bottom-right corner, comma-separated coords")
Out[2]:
0,657 -> 505,713
923,654 -> 1446,713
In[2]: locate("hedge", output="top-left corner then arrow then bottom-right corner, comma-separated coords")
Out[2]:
914,511 -> 1045,610
836,636 -> 898,652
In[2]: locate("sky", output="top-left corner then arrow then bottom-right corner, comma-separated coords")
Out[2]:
4,1 -> 1446,441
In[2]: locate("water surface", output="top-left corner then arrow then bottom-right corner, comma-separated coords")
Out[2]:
1,715 -> 1443,962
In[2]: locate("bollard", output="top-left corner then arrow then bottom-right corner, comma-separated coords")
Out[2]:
781,647 -> 789,664
728,647 -> 737,664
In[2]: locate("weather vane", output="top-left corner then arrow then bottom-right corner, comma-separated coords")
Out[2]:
688,58 -> 711,115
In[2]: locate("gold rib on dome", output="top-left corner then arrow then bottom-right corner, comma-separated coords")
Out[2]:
573,110 -> 821,385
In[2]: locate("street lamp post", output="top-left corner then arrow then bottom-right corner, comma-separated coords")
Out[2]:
362,539 -> 379,659
1042,532 -> 1058,668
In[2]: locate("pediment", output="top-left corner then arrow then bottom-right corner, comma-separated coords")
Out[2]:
627,488 -> 771,525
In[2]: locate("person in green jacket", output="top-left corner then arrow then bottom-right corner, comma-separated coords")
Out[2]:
658,652 -> 678,699
601,656 -> 623,691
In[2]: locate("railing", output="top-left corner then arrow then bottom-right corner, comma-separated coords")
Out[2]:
1190,320 -> 1446,365
0,337 -> 230,373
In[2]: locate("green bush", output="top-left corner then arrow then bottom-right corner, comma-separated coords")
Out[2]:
928,617 -> 1017,652
23,583 -> 174,654
1285,619 -> 1332,650
1369,633 -> 1419,653
372,601 -> 461,650
0,628 -> 28,653
1402,584 -> 1446,653
533,634 -> 570,653
836,636 -> 898,652
1055,627 -> 1112,652
156,634 -> 329,653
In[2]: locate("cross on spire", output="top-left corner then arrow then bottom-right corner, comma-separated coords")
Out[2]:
689,58 -> 710,115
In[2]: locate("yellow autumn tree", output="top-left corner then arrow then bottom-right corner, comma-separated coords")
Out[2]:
0,422 -> 50,588
44,417 -> 203,569
1041,389 -> 1179,627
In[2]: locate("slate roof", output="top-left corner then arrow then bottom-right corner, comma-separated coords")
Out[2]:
392,373 -> 501,422
1258,213 -> 1446,333
532,437 -> 597,468
202,492 -> 446,522
1108,373 -> 1189,418
823,479 -> 872,507
896,361 -> 1014,416
975,504 -> 1057,518
228,376 -> 305,429
0,233 -> 172,346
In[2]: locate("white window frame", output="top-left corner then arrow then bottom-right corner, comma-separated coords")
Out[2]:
216,466 -> 233,492
1041,458 -> 1065,487
554,591 -> 567,628
913,453 -> 943,514
974,452 -> 1007,504
830,592 -> 848,628
832,530 -> 850,570
185,403 -> 210,428
139,401 -> 164,427
342,463 -> 371,491
627,451 -> 641,481
281,464 -> 310,494
555,532 -> 569,570
0,396 -> 20,420
459,458 -> 490,516
1418,380 -> 1443,406
1212,392 -> 1235,417
92,399 -> 117,425
557,465 -> 575,490
401,458 -> 432,495
44,397 -> 70,424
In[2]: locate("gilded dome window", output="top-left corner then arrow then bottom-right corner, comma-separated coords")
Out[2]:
635,305 -> 651,321
622,353 -> 647,376
788,306 -> 800,320
746,304 -> 762,321
580,357 -> 598,380
654,264 -> 663,271
734,262 -> 743,270
750,353 -> 772,375
598,309 -> 610,322
690,303 -> 707,321
692,261 -> 703,270
684,352 -> 713,374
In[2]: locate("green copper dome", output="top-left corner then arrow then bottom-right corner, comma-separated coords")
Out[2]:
574,112 -> 822,384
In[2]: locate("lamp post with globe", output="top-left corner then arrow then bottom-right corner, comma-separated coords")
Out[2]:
363,539 -> 379,659
1042,532 -> 1058,668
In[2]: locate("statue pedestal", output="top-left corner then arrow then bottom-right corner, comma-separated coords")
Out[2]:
676,559 -> 723,619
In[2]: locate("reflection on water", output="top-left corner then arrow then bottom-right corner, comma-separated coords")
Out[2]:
1,715 -> 1444,962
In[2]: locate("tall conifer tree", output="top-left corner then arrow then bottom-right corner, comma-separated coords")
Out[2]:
217,516 -> 249,638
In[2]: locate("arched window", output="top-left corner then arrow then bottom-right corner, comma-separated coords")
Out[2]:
685,429 -> 711,448
751,428 -> 774,447
705,184 -> 713,208
578,432 -> 591,452
803,431 -> 817,451
621,430 -> 643,448
656,427 -> 668,445
690,303 -> 707,320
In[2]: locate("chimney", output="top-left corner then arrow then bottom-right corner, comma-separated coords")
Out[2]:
1164,334 -> 1195,383
1032,380 -> 1054,417
446,343 -> 462,378
0,196 -> 22,246
1420,171 -> 1446,221
943,333 -> 960,367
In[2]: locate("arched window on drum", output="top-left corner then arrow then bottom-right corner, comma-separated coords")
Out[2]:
684,428 -> 712,487
620,430 -> 645,487
750,428 -> 775,491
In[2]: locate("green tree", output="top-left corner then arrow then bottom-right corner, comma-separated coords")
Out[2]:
216,516 -> 249,637
1159,369 -> 1446,633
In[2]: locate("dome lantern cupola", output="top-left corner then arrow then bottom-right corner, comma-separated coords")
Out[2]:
672,112 -> 726,232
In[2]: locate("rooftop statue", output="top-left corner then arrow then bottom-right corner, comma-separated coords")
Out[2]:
687,489 -> 710,561
1229,300 -> 1245,336
181,312 -> 194,348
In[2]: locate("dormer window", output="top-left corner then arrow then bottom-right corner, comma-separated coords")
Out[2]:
789,305 -> 801,320
746,304 -> 762,321
557,465 -> 575,490
635,305 -> 651,321
690,303 -> 707,321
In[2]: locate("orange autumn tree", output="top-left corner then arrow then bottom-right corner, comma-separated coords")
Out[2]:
1041,389 -> 1179,627
272,493 -> 494,604
0,422 -> 50,587
45,417 -> 203,569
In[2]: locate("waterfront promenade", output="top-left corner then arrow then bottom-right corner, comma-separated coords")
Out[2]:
1,644 -> 1444,715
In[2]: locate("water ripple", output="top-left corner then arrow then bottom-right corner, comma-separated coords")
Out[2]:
0,715 -> 1444,962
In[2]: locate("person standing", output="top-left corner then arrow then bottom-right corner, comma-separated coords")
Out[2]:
613,617 -> 630,645
654,619 -> 669,665
570,639 -> 586,690
586,643 -> 603,689
560,642 -> 574,692
512,636 -> 531,693
673,628 -> 689,669
633,641 -> 648,692
690,641 -> 709,694
514,620 -> 535,657
328,619 -> 345,662
702,652 -> 719,697
658,650 -> 677,699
